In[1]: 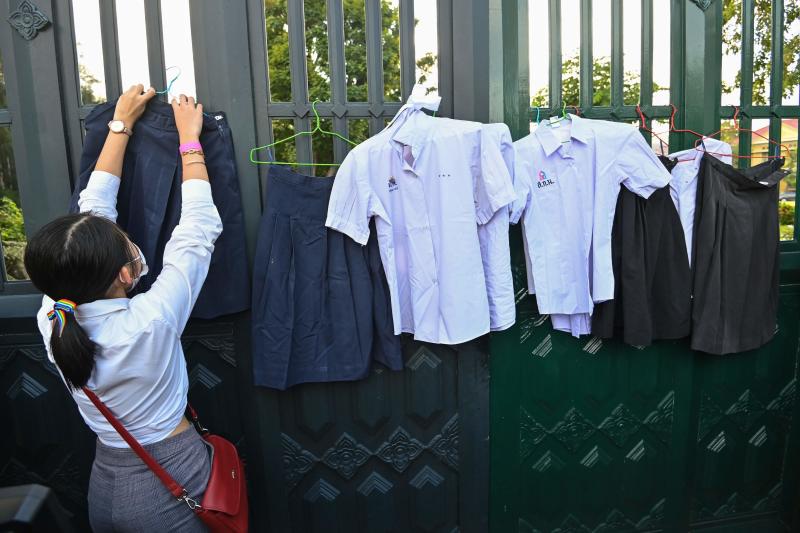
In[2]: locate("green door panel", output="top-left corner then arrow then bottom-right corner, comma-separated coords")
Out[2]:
493,1 -> 800,531
490,263 -> 800,532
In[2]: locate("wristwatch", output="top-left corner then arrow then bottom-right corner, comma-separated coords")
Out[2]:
107,120 -> 133,137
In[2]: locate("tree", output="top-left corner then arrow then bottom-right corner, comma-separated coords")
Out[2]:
722,0 -> 800,105
79,62 -> 104,105
264,0 -> 436,172
531,55 -> 664,108
0,197 -> 24,242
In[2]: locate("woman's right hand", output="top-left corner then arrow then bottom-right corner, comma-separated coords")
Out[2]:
172,94 -> 204,141
114,84 -> 156,126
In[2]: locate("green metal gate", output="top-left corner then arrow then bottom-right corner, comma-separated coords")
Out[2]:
492,0 -> 800,531
1,0 -> 799,531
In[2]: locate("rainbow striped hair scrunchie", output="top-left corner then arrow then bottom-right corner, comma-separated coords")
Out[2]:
47,299 -> 77,337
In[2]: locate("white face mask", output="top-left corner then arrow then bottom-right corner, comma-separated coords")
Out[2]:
121,243 -> 149,292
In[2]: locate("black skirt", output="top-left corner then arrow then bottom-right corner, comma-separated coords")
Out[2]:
691,156 -> 788,354
592,157 -> 692,346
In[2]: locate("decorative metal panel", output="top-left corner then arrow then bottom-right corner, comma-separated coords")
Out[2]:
690,0 -> 715,11
493,0 -> 800,531
279,342 -> 464,532
7,0 -> 49,40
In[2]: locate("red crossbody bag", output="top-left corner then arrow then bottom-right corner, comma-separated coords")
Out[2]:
82,387 -> 249,533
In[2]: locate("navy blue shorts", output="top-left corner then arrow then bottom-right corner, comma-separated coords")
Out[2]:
252,166 -> 402,390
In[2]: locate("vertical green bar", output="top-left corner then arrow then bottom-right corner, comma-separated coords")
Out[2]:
611,0 -> 624,113
364,0 -> 384,134
640,0 -> 654,142
769,0 -> 783,158
579,0 -> 592,112
663,2 -> 720,530
769,0 -> 792,241
739,0 -> 754,166
398,0 -> 416,101
287,0 -> 313,164
668,0 -> 684,149
503,0 -> 529,137
549,0 -> 561,112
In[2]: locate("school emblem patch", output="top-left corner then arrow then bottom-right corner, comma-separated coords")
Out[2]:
537,170 -> 555,189
388,176 -> 399,192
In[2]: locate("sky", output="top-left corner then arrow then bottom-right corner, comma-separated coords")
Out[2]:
529,0 -> 672,105
73,0 -> 196,100
71,0 -> 796,110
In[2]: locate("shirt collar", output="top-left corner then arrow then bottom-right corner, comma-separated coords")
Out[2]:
76,298 -> 130,318
390,110 -> 433,170
534,114 -> 592,156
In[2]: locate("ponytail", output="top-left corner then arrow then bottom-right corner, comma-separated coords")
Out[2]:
24,213 -> 134,389
49,313 -> 98,389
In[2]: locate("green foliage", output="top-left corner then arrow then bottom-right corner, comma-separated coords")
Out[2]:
264,0 -> 435,173
0,194 -> 27,280
0,196 -> 25,241
722,0 -> 800,104
79,63 -> 104,105
2,241 -> 26,280
780,200 -> 795,240
779,200 -> 795,226
531,56 -> 665,108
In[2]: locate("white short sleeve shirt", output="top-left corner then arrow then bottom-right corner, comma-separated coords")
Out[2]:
326,110 -> 516,344
477,123 -> 517,331
512,116 -> 672,336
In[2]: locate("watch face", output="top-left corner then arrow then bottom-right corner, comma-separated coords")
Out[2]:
109,120 -> 124,133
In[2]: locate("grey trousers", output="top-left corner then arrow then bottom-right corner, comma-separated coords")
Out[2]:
88,427 -> 212,532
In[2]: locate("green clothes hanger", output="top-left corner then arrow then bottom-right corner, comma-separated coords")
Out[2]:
547,101 -> 569,124
249,100 -> 357,166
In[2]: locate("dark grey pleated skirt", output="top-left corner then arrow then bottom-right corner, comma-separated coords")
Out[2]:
88,427 -> 212,533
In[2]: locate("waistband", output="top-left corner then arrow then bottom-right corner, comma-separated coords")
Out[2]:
703,155 -> 788,189
264,166 -> 336,217
94,427 -> 205,467
137,100 -> 228,133
84,99 -> 228,135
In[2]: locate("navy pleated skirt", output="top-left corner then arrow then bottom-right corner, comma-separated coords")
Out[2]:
252,166 -> 402,390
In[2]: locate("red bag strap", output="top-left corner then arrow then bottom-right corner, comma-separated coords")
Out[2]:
82,387 -> 185,500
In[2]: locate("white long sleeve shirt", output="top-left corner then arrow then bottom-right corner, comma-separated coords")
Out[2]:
36,171 -> 223,447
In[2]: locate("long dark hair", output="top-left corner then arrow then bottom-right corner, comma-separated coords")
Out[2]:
24,213 -> 133,389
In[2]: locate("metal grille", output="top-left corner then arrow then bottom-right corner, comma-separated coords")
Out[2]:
261,0 -> 450,170
522,0 -> 799,246
526,0 -> 678,140
720,0 -> 800,245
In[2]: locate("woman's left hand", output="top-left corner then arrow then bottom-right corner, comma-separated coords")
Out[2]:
114,84 -> 157,126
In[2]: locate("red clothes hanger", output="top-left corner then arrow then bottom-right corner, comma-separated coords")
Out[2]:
636,104 -> 670,156
695,106 -> 790,160
666,104 -> 709,163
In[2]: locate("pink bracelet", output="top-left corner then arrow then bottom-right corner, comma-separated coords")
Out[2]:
179,141 -> 202,153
